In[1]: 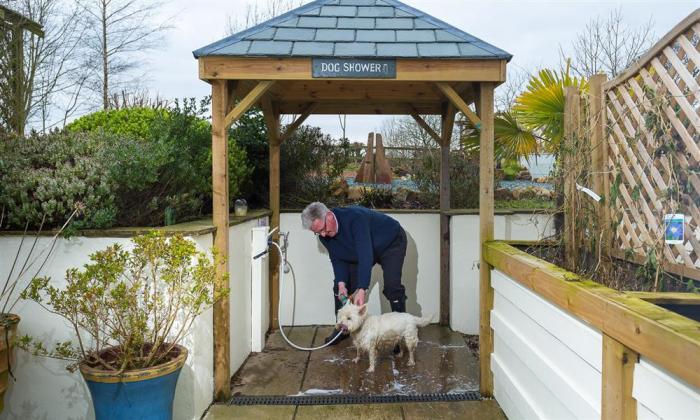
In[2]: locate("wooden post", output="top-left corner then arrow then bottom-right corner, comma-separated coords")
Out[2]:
262,100 -> 282,329
589,74 -> 611,262
211,79 -> 231,401
478,82 -> 495,397
12,25 -> 24,136
440,103 -> 456,326
563,86 -> 581,271
602,334 -> 638,420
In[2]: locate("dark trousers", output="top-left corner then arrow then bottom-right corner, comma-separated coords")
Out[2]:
333,228 -> 407,314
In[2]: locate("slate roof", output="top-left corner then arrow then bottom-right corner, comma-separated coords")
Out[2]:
193,0 -> 511,60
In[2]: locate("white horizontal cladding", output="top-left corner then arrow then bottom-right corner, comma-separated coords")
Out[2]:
633,357 -> 700,419
491,269 -> 602,420
279,212 -> 440,325
450,212 -> 554,334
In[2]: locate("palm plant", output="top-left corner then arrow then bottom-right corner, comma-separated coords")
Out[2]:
461,110 -> 539,163
513,62 -> 588,152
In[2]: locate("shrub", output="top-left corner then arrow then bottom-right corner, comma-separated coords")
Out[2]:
413,149 -> 481,209
281,126 -> 352,208
20,231 -> 227,371
66,107 -> 168,139
0,131 -> 119,229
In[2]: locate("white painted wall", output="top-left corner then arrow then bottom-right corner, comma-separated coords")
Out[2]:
278,211 -> 551,329
450,213 -> 554,334
0,233 -> 218,420
633,358 -> 700,419
0,215 -> 268,420
227,218 -> 269,373
279,212 -> 441,325
490,269 -> 603,420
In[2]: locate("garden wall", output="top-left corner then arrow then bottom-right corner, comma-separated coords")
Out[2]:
0,212 -> 268,420
491,269 -> 602,419
485,241 -> 700,420
278,210 -> 552,332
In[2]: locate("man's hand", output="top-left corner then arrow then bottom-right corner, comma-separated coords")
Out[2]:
337,282 -> 348,299
353,288 -> 366,306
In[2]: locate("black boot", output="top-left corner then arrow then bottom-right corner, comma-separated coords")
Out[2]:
324,328 -> 349,345
390,296 -> 406,354
389,296 -> 406,313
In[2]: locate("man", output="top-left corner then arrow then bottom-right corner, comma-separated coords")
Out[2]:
301,202 -> 407,345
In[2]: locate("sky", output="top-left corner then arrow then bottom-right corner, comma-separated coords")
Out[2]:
143,0 -> 698,141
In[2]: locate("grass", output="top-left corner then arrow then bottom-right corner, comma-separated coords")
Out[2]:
495,198 -> 555,210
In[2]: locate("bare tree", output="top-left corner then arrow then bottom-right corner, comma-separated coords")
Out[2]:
77,0 -> 170,110
496,66 -> 530,112
560,8 -> 655,79
226,0 -> 303,35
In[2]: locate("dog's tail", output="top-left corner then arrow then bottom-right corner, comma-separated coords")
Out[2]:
415,314 -> 434,327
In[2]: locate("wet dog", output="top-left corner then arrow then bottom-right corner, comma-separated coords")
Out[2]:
336,302 -> 431,372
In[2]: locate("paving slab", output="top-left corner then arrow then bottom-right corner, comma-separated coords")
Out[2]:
295,403 -> 403,420
231,327 -> 316,395
204,403 -> 295,420
402,400 -> 506,420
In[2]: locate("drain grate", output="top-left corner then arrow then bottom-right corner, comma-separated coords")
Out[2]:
230,391 -> 481,406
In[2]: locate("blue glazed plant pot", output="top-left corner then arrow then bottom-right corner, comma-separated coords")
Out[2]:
80,345 -> 188,420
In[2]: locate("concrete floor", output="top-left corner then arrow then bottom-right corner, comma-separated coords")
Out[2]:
204,326 -> 506,419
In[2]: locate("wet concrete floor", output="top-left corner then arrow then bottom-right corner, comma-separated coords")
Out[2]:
207,326 -> 505,419
230,325 -> 480,396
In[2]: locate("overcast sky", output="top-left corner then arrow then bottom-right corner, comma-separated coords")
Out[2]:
145,0 -> 698,140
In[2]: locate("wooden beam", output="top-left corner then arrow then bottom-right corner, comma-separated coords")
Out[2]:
199,57 -> 507,82
279,102 -> 317,144
279,101 -> 441,115
439,103 -> 456,326
478,82 -> 495,397
224,80 -> 275,127
410,109 -> 442,145
261,98 -> 282,330
435,82 -> 482,129
211,79 -> 231,401
602,334 -> 638,420
483,241 -> 700,390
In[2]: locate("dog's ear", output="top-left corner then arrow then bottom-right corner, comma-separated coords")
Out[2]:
359,304 -> 367,316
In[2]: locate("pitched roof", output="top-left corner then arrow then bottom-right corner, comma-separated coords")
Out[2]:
193,0 -> 511,60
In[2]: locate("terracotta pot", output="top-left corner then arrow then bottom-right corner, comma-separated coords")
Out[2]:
0,314 -> 20,413
79,344 -> 188,420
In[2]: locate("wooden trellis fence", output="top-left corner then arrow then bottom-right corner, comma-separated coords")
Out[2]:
601,9 -> 700,281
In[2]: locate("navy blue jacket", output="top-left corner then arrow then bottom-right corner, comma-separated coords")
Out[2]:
319,206 -> 401,289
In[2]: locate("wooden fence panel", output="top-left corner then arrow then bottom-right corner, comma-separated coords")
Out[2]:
603,10 -> 700,281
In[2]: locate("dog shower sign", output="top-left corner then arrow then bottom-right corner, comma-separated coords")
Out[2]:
312,58 -> 396,78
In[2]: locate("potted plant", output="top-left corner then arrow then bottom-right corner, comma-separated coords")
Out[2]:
19,231 -> 227,420
0,205 -> 82,413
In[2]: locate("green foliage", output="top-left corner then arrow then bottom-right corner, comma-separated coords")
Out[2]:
67,107 -> 168,139
2,98 -> 253,229
281,126 -> 352,208
501,159 -> 522,180
413,149 -> 480,209
359,187 -> 394,209
0,131 -> 119,229
513,64 -> 588,150
19,231 -> 227,372
462,111 -> 539,162
495,198 -> 556,210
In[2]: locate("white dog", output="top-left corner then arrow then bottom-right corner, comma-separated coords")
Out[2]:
336,302 -> 431,372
